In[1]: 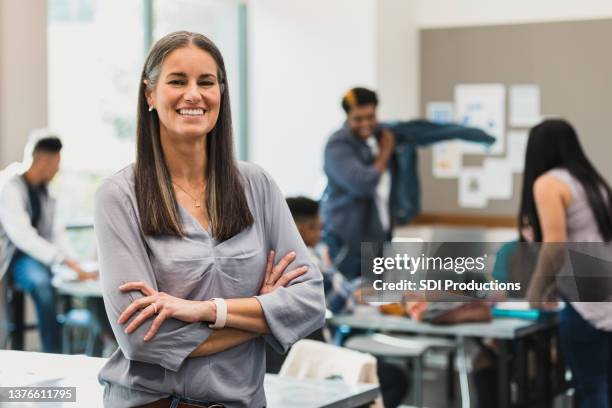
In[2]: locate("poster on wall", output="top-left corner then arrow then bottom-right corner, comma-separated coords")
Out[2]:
482,158 -> 513,200
455,84 -> 506,155
509,85 -> 541,127
507,130 -> 529,172
426,102 -> 454,124
432,142 -> 462,179
426,102 -> 462,178
458,166 -> 487,208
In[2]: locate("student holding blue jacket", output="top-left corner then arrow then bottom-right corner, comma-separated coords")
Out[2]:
320,87 -> 495,280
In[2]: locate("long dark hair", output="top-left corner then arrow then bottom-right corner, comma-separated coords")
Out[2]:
519,119 -> 612,242
135,31 -> 253,240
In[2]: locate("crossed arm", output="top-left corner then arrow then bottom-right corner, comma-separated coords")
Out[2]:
116,250 -> 306,357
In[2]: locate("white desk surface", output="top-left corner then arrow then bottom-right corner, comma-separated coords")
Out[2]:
51,262 -> 102,299
331,305 -> 557,340
0,351 -> 379,408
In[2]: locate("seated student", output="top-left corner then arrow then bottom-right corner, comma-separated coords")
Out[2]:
0,130 -> 97,353
287,196 -> 358,314
287,196 -> 408,408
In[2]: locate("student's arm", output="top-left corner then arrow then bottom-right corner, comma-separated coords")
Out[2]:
0,180 -> 63,265
94,179 -> 212,371
373,128 -> 395,173
526,175 -> 569,305
324,137 -> 386,197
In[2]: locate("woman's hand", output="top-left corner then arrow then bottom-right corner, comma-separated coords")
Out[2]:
117,282 -> 209,341
259,250 -> 308,295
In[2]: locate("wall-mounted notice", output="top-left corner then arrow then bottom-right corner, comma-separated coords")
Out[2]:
433,141 -> 462,178
459,166 -> 487,208
482,158 -> 513,199
455,84 -> 506,155
507,130 -> 529,172
509,85 -> 541,127
426,102 -> 454,124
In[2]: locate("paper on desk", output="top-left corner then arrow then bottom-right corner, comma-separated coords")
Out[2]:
509,85 -> 541,127
459,166 -> 487,208
494,301 -> 531,311
455,84 -> 506,155
482,158 -> 513,200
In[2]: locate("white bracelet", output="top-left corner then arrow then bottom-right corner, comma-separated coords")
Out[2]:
208,298 -> 227,329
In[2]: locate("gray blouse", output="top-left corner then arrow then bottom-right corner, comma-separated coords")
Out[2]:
93,162 -> 325,407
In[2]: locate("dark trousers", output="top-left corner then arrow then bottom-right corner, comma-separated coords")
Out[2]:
9,253 -> 62,353
559,302 -> 612,408
323,232 -> 362,281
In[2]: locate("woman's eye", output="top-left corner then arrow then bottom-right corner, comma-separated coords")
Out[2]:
168,80 -> 184,85
199,81 -> 215,87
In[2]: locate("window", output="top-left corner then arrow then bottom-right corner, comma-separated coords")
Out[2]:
48,0 -> 145,223
153,0 -> 246,158
48,0 -> 247,226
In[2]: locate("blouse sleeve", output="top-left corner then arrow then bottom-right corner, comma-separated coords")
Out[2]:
253,169 -> 326,353
94,179 -> 212,371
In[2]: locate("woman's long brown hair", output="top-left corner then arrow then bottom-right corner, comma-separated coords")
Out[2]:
135,31 -> 253,240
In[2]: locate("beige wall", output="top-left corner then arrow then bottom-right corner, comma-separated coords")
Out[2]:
0,0 -> 47,167
376,0 -> 419,121
419,19 -> 612,216
418,0 -> 612,28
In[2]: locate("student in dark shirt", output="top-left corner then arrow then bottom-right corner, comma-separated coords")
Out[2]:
287,196 -> 408,408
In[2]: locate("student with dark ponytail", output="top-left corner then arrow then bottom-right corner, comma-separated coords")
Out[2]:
521,119 -> 612,407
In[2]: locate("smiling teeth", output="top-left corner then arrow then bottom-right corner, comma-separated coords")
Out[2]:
179,109 -> 204,116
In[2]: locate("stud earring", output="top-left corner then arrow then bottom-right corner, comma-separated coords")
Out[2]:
148,105 -> 154,112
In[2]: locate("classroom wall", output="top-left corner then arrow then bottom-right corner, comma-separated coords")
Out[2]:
376,0 -> 419,121
247,0 -> 378,198
410,0 -> 612,220
418,0 -> 612,28
418,18 -> 612,217
0,0 -> 48,167
247,0 -> 420,198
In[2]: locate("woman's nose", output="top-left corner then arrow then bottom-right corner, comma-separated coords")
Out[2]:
184,83 -> 202,103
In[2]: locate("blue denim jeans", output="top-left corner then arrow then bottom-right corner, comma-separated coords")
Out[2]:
9,253 -> 62,353
559,302 -> 612,408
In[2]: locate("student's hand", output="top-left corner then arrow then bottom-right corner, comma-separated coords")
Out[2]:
76,270 -> 99,281
259,250 -> 308,295
65,259 -> 98,281
529,301 -> 559,311
379,128 -> 396,155
117,281 -> 209,341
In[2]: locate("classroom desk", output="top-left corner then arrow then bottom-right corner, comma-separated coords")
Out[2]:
0,350 -> 379,408
51,261 -> 102,299
52,279 -> 102,299
330,305 -> 566,408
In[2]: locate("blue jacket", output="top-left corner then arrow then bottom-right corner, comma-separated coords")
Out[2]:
388,120 -> 495,224
320,120 -> 494,252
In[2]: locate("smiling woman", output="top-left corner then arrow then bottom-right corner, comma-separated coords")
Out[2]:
93,31 -> 326,408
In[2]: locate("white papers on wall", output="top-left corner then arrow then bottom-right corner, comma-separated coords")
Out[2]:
507,130 -> 529,172
426,102 -> 454,124
433,142 -> 462,178
509,85 -> 541,127
459,167 -> 487,208
455,84 -> 506,154
482,158 -> 513,200
427,102 -> 462,179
